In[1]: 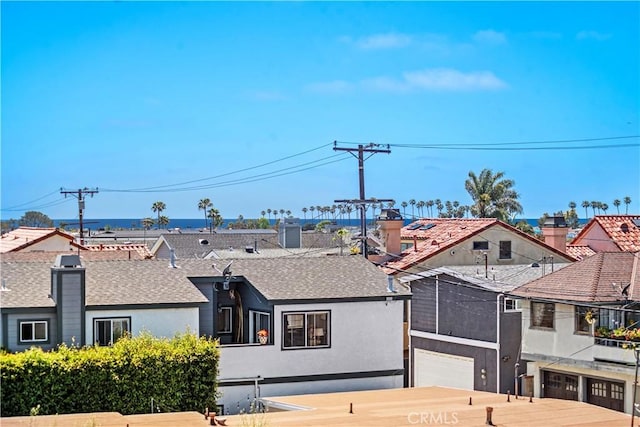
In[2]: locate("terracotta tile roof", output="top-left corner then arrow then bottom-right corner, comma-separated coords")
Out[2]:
510,252 -> 640,303
0,227 -> 83,253
382,218 -> 574,274
566,244 -> 597,260
570,215 -> 640,253
85,243 -> 153,259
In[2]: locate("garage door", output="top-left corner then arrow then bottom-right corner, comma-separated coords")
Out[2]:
542,371 -> 578,401
587,378 -> 624,412
414,348 -> 474,390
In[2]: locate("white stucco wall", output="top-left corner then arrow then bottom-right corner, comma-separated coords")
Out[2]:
23,235 -> 75,252
84,307 -> 199,344
217,299 -> 405,412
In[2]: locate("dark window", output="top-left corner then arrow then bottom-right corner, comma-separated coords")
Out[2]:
473,241 -> 489,251
499,241 -> 512,259
531,302 -> 554,329
94,318 -> 130,346
217,307 -> 233,334
283,311 -> 329,349
20,321 -> 48,343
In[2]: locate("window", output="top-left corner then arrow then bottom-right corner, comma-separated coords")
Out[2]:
504,298 -> 522,312
20,320 -> 48,343
283,311 -> 329,349
575,306 -> 594,334
217,307 -> 233,334
249,310 -> 271,344
531,302 -> 554,329
473,241 -> 489,251
94,318 -> 130,346
499,241 -> 512,259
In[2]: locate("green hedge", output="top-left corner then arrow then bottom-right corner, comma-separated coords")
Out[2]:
0,332 -> 219,417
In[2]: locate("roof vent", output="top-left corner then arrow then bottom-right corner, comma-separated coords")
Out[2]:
55,254 -> 82,268
621,223 -> 629,233
245,246 -> 254,253
543,216 -> 567,228
199,239 -> 209,245
379,209 -> 402,220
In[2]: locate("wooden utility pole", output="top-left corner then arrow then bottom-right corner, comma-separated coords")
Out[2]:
60,187 -> 98,245
333,141 -> 391,258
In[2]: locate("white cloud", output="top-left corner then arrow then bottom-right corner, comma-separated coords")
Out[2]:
305,80 -> 353,94
473,30 -> 507,44
576,30 -> 611,41
367,68 -> 508,92
353,33 -> 412,50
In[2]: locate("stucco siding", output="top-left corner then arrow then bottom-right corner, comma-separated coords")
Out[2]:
59,273 -> 83,346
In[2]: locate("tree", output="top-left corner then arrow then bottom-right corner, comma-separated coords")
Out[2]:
198,198 -> 213,229
302,207 -> 308,221
207,208 -> 224,230
612,199 -> 621,214
568,201 -> 577,211
409,199 -> 416,218
427,200 -> 435,217
464,169 -> 523,221
141,217 -> 155,229
401,201 -> 408,218
151,201 -> 166,227
261,210 -> 266,218
157,215 -> 170,229
582,201 -> 590,219
624,196 -> 632,214
19,211 -> 53,228
601,203 -> 609,214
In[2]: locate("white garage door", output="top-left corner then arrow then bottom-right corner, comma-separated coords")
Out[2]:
414,348 -> 474,390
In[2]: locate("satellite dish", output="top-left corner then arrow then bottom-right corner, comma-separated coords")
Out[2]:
222,261 -> 233,276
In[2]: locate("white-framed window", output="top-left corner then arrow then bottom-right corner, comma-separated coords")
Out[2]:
217,306 -> 233,334
94,318 -> 130,346
283,311 -> 329,349
249,310 -> 271,344
531,302 -> 554,329
20,320 -> 48,343
504,298 -> 522,312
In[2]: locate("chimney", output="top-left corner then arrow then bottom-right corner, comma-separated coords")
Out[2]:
52,255 -> 86,347
377,209 -> 404,257
541,215 -> 569,254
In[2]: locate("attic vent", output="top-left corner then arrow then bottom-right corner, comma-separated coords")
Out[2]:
55,254 -> 81,268
199,239 -> 209,245
621,223 -> 630,233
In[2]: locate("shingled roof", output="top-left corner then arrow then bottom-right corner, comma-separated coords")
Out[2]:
510,252 -> 640,303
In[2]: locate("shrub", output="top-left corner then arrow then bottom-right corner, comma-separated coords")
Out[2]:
0,332 -> 219,416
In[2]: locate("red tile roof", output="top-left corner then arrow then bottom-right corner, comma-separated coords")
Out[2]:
382,218 -> 575,274
511,252 -> 640,303
566,244 -> 597,260
569,215 -> 640,253
0,227 -> 83,253
85,243 -> 154,259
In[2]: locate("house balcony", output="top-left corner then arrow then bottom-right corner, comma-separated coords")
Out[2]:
593,337 -> 638,365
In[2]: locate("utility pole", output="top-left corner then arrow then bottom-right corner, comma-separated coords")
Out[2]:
60,187 -> 99,245
333,141 -> 391,258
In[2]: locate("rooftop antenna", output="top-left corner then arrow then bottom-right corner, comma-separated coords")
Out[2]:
213,261 -> 233,290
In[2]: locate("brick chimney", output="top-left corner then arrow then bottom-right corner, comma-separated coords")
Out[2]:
377,209 -> 404,257
541,215 -> 569,254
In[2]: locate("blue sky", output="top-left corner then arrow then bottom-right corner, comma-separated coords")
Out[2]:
2,1 -> 639,222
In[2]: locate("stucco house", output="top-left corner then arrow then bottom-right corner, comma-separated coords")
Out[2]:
510,251 -> 640,414
566,215 -> 640,259
0,254 -> 409,414
0,227 -> 83,253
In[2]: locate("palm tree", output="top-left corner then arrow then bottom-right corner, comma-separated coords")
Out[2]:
401,201 -> 408,218
426,200 -> 434,217
346,205 -> 353,224
416,201 -> 425,218
582,201 -> 590,219
207,208 -> 223,230
436,200 -> 444,216
261,210 -> 266,218
568,201 -> 577,211
590,201 -> 598,216
198,198 -> 212,229
141,217 -> 154,245
464,169 -> 523,221
613,199 -> 621,214
409,199 -> 416,218
151,201 -> 166,227
302,207 -> 308,222
601,203 -> 609,214
309,206 -> 315,220
157,215 -> 169,229
286,210 -> 292,218
267,209 -> 272,222
624,196 -> 632,214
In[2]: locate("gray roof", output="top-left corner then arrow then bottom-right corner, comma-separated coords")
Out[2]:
398,263 -> 572,292
1,256 -> 409,310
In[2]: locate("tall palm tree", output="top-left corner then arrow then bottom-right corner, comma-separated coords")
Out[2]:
613,199 -> 621,214
601,203 -> 609,214
590,201 -> 598,216
401,201 -> 408,218
346,205 -> 353,224
207,208 -> 223,230
624,196 -> 632,214
568,201 -> 577,211
426,200 -> 434,217
464,169 -> 523,221
267,209 -> 272,221
302,207 -> 308,222
157,215 -> 169,229
198,198 -> 212,229
261,210 -> 266,218
151,201 -> 166,227
409,199 -> 416,218
309,206 -> 315,220
582,201 -> 590,219
416,201 -> 425,218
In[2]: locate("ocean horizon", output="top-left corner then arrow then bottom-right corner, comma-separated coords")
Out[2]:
49,217 -> 589,232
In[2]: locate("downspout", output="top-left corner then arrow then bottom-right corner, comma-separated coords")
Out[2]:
496,293 -> 502,394
435,275 -> 439,335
